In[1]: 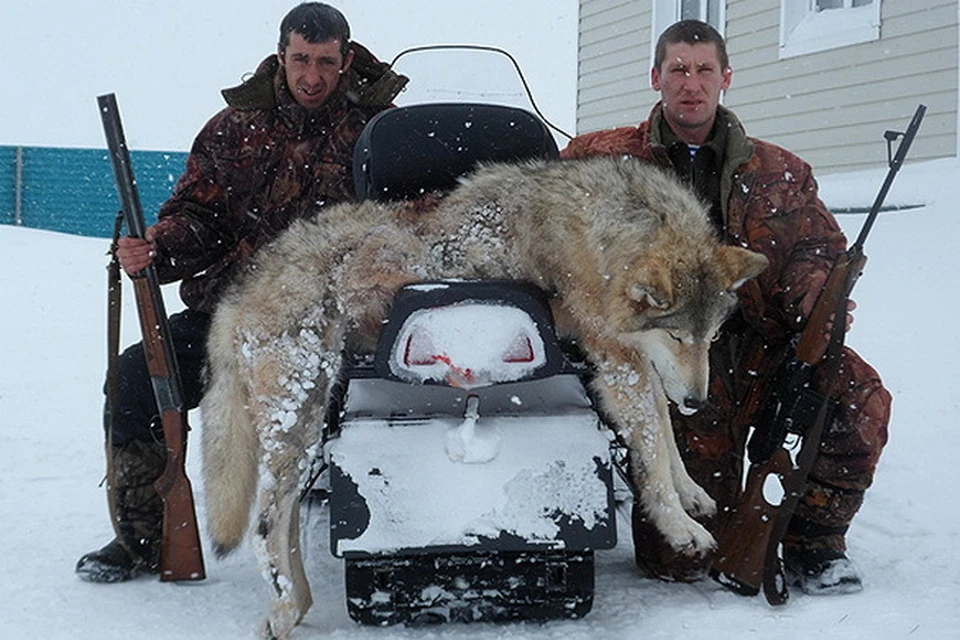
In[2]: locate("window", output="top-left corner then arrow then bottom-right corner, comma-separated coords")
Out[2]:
652,0 -> 726,67
780,0 -> 881,59
680,0 -> 722,27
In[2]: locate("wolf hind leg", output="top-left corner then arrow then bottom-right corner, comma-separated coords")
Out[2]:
251,387 -> 327,640
252,476 -> 312,640
244,320 -> 339,638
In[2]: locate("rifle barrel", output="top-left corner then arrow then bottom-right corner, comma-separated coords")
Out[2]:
852,103 -> 926,251
97,94 -> 148,240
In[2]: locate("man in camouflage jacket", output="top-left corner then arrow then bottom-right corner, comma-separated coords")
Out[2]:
562,20 -> 890,595
76,3 -> 407,583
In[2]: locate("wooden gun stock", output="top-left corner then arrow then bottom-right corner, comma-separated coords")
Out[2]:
99,93 -> 205,582
131,277 -> 205,581
710,447 -> 793,596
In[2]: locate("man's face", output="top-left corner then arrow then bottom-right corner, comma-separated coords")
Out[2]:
278,32 -> 354,110
651,41 -> 732,144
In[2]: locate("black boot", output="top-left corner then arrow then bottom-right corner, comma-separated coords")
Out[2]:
783,547 -> 863,595
782,512 -> 863,595
76,538 -> 145,583
76,440 -> 166,583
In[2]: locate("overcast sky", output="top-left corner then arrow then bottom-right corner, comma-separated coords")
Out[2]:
0,1 -> 577,150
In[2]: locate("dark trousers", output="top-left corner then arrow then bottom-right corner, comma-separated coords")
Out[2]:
104,310 -> 211,446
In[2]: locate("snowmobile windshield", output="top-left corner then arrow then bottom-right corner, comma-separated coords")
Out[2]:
389,45 -> 570,149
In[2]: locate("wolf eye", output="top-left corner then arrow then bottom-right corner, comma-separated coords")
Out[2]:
667,331 -> 684,344
711,331 -> 721,342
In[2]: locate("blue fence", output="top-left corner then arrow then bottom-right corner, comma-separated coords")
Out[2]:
1,145 -> 188,239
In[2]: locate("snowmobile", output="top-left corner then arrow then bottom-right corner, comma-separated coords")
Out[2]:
310,60 -> 622,625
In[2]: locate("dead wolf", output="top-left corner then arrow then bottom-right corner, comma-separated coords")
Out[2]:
200,155 -> 768,637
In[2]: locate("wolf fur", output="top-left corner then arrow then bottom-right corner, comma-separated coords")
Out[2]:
200,155 -> 768,638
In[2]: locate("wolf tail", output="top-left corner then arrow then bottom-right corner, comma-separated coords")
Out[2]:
201,302 -> 260,558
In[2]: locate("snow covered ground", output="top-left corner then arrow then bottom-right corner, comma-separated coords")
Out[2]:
2,153 -> 958,637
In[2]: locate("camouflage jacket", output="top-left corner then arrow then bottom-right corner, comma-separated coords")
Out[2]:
152,43 -> 407,313
561,102 -> 847,347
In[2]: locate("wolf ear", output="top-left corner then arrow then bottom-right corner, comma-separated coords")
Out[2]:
716,246 -> 769,291
627,262 -> 673,310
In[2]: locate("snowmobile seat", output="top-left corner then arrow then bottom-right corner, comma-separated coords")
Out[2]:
352,102 -> 558,202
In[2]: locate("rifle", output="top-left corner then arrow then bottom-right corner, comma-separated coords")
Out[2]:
710,104 -> 926,604
97,93 -> 206,582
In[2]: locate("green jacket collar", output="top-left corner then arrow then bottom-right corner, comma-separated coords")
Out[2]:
649,102 -> 755,222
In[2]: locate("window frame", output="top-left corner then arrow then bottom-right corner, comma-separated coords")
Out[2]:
779,0 -> 882,59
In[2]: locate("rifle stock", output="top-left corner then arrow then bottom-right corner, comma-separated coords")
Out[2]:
711,104 -> 925,603
98,93 -> 205,582
710,446 -> 793,595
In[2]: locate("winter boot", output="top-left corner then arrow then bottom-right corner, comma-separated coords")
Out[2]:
76,439 -> 166,583
783,546 -> 863,595
782,516 -> 863,595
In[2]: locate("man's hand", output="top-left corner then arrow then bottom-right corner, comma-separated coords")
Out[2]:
799,278 -> 856,337
825,298 -> 857,336
116,226 -> 157,276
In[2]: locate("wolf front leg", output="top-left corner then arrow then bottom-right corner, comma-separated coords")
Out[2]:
592,357 -> 716,555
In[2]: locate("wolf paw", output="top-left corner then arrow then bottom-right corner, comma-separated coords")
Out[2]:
661,513 -> 717,556
260,604 -> 301,640
676,480 -> 716,519
259,617 -> 285,640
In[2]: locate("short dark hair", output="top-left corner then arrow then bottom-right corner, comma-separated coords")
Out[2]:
654,20 -> 729,71
279,3 -> 351,57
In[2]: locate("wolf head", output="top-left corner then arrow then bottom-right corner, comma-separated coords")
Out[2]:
612,244 -> 768,414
